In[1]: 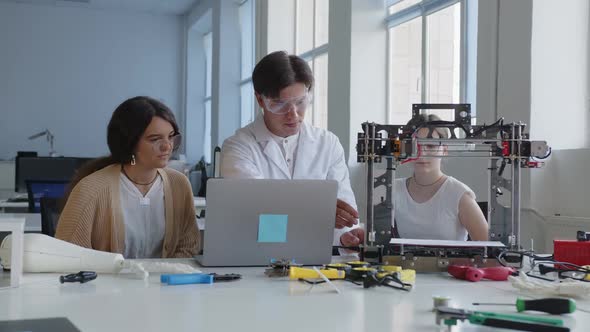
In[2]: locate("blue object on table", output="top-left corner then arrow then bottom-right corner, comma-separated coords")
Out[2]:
257,214 -> 288,243
160,273 -> 214,285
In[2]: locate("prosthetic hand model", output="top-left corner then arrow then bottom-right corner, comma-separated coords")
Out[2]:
0,234 -> 124,273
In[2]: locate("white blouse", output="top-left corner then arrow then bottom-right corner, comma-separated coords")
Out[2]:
393,176 -> 475,241
119,173 -> 166,258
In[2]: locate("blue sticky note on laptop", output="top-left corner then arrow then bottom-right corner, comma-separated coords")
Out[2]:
258,214 -> 288,243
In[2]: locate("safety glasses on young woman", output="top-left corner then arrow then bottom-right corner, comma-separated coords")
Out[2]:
149,133 -> 182,153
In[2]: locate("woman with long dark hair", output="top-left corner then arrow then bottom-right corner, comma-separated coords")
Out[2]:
56,96 -> 199,258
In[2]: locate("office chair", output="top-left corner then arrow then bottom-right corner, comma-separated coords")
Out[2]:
477,201 -> 489,221
40,197 -> 63,237
26,180 -> 69,213
213,146 -> 221,178
16,151 -> 38,158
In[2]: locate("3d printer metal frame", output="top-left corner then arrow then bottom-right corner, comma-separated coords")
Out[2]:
356,104 -> 550,259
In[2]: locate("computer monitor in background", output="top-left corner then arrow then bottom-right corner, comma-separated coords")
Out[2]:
14,157 -> 94,193
26,179 -> 69,213
74,157 -> 94,170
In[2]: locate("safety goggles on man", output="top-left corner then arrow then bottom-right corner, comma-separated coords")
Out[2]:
262,93 -> 311,115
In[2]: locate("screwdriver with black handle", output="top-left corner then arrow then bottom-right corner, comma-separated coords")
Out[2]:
473,298 -> 576,315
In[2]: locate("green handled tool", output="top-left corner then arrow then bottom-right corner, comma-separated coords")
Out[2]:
473,298 -> 576,315
436,306 -> 569,332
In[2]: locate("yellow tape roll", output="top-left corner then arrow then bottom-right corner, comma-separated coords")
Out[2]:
346,261 -> 370,268
381,265 -> 402,273
325,263 -> 350,271
376,272 -> 394,279
400,269 -> 416,283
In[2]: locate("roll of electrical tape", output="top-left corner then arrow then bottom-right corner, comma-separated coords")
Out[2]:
432,296 -> 451,312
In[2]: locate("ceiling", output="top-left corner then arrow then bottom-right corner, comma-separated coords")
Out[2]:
0,0 -> 200,15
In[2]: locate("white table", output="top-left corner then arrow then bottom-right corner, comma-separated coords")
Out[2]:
0,213 -> 41,232
1,259 -> 589,331
0,200 -> 27,211
193,196 -> 206,208
0,190 -> 27,212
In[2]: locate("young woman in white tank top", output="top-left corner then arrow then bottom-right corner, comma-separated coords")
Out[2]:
393,115 -> 489,241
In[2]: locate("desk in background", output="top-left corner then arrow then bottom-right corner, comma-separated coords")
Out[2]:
0,198 -> 206,232
1,258 -> 589,331
0,196 -> 206,213
193,196 -> 206,209
0,200 -> 27,212
0,213 -> 40,232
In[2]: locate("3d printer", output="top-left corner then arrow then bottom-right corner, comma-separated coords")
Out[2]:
356,104 -> 551,271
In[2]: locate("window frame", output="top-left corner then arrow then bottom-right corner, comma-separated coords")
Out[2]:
239,0 -> 256,127
295,0 -> 329,129
385,0 -> 468,123
203,31 -> 213,162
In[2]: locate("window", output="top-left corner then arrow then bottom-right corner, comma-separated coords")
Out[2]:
386,0 -> 463,123
239,0 -> 256,126
203,31 -> 212,162
267,0 -> 329,129
298,0 -> 329,129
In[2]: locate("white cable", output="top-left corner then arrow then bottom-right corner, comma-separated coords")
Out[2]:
122,260 -> 201,280
509,272 -> 590,298
312,266 -> 340,294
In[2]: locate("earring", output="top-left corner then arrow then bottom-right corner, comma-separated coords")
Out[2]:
131,154 -> 136,166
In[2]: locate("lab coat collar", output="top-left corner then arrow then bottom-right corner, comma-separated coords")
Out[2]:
251,113 -> 317,144
250,114 -> 316,179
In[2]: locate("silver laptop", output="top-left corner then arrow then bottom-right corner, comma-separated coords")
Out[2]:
196,179 -> 338,267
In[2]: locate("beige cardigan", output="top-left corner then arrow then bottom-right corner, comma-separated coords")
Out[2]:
55,164 -> 199,258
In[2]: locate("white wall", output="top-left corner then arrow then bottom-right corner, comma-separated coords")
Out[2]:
530,0 -> 589,150
0,2 -> 183,159
529,0 -> 590,222
0,161 -> 15,191
533,149 -> 590,218
513,0 -> 590,251
326,0 -> 387,221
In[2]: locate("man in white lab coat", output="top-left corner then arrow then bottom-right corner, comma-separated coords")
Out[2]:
221,51 -> 364,248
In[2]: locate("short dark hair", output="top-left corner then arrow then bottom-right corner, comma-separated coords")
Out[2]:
252,51 -> 314,98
